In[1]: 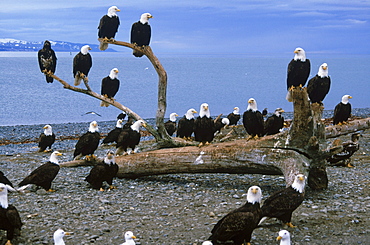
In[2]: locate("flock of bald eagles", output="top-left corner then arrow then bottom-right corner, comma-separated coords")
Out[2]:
1,5 -> 361,245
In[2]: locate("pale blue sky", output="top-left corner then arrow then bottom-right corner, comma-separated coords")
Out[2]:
1,0 -> 369,54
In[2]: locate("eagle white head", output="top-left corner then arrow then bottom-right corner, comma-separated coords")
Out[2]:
104,150 -> 116,165
247,185 -> 262,204
131,120 -> 147,132
277,230 -> 291,245
169,113 -> 178,122
185,108 -> 197,120
43,124 -> 53,136
274,108 -> 285,117
341,95 -> 352,104
293,47 -> 307,62
88,121 -> 99,133
50,151 -> 62,165
291,174 -> 306,193
107,6 -> 120,17
247,98 -> 258,112
317,63 -> 329,78
81,45 -> 91,55
121,231 -> 136,245
140,13 -> 153,24
109,68 -> 119,80
116,119 -> 123,128
233,107 -> 240,115
53,228 -> 71,245
199,103 -> 211,118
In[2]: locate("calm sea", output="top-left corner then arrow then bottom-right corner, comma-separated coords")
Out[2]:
0,52 -> 369,126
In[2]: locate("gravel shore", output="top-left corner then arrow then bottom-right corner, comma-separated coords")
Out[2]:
0,110 -> 369,245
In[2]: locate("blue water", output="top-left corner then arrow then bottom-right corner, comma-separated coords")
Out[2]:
0,52 -> 369,126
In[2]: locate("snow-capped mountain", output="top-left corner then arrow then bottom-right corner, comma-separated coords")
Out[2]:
0,38 -> 116,52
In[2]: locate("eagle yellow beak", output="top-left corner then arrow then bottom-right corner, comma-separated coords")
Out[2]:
349,96 -> 353,99
57,152 -> 63,156
280,109 -> 285,113
277,236 -> 282,241
116,9 -> 121,12
298,175 -> 305,181
294,50 -> 299,54
194,110 -> 198,114
248,99 -> 253,103
252,188 -> 258,194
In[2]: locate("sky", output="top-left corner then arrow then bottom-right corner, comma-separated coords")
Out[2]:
1,0 -> 370,55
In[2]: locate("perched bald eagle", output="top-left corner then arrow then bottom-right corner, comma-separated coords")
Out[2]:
260,174 -> 306,228
327,133 -> 360,167
98,6 -> 120,51
176,108 -> 197,139
131,13 -> 153,57
53,228 -> 71,245
0,171 -> 13,187
116,120 -> 146,155
38,124 -> 56,152
214,117 -> 230,135
18,151 -> 62,192
194,103 -> 216,147
164,113 -> 178,136
0,183 -> 23,245
85,151 -> 119,191
264,108 -> 285,136
333,95 -> 352,125
226,107 -> 240,126
73,45 -> 92,86
101,68 -> 120,107
102,119 -> 123,145
286,47 -> 310,101
208,186 -> 262,245
277,230 -> 291,245
73,121 -> 100,160
38,40 -> 57,83
121,231 -> 137,245
243,98 -> 264,140
307,63 -> 331,104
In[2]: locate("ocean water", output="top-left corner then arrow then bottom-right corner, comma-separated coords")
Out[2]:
0,52 -> 369,126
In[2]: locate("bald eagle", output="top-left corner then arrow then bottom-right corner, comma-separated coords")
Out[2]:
260,174 -> 306,228
164,113 -> 178,136
116,120 -> 146,155
286,47 -> 310,101
0,183 -> 23,245
98,6 -> 120,51
307,63 -> 331,104
18,151 -> 62,192
85,151 -> 119,191
214,117 -> 230,135
53,228 -> 71,245
226,107 -> 240,126
38,124 -> 56,152
194,103 -> 216,147
38,40 -> 57,83
243,98 -> 264,139
73,121 -> 100,160
73,45 -> 92,86
208,186 -> 262,245
121,231 -> 137,245
176,108 -> 197,139
101,68 -> 120,107
102,119 -> 123,145
333,95 -> 352,125
0,171 -> 13,187
277,230 -> 291,245
131,13 -> 153,57
264,108 -> 285,136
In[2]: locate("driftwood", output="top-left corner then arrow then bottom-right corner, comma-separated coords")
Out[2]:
48,40 -> 370,190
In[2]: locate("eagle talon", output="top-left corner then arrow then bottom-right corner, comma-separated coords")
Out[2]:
285,222 -> 296,228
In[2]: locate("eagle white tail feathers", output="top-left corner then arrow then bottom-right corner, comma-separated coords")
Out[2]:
74,75 -> 82,86
100,101 -> 110,107
99,41 -> 109,51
